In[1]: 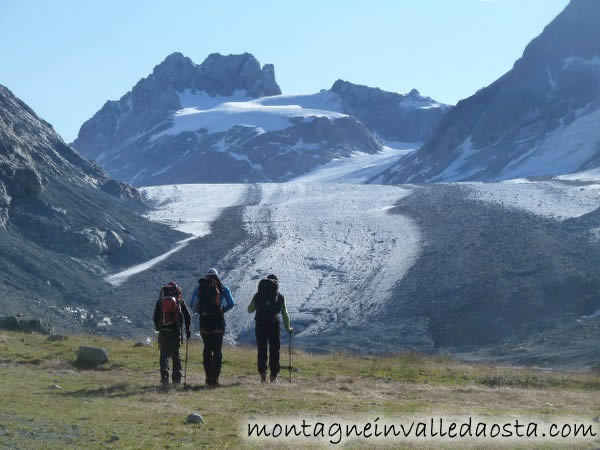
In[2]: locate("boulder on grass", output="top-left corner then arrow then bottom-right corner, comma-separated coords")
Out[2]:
186,412 -> 204,424
76,346 -> 109,367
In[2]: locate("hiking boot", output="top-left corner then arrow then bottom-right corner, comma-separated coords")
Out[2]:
259,372 -> 267,383
212,379 -> 221,388
270,376 -> 278,384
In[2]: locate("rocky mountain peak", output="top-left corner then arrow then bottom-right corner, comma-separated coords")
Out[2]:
72,52 -> 282,160
197,52 -> 281,97
161,51 -> 189,65
140,51 -> 282,98
330,79 -> 352,93
258,63 -> 280,96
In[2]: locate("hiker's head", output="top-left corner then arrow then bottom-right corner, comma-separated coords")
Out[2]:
205,268 -> 223,289
162,281 -> 181,299
266,274 -> 278,281
206,268 -> 219,279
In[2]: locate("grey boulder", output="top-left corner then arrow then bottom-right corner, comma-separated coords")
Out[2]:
76,346 -> 109,366
186,412 -> 204,424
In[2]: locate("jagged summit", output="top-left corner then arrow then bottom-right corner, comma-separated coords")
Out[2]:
196,52 -> 282,97
137,51 -> 282,98
72,52 -> 282,162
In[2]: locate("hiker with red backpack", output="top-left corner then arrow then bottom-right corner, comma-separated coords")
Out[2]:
190,268 -> 236,387
248,274 -> 292,383
152,282 -> 191,385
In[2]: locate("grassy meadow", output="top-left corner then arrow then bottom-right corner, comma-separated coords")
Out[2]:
0,331 -> 599,448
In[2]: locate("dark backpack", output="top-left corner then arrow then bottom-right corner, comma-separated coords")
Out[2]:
196,277 -> 222,316
254,278 -> 281,324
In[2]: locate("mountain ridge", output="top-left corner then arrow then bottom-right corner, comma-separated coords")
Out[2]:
380,0 -> 600,184
71,52 -> 449,186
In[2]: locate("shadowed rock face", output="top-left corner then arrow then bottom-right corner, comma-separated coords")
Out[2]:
381,0 -> 600,183
0,83 -> 142,245
330,80 -> 450,143
98,115 -> 381,186
0,84 -> 139,208
0,83 -> 184,329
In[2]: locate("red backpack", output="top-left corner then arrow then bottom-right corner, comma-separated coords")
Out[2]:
158,284 -> 182,327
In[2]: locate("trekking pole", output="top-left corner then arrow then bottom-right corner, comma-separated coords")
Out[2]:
184,336 -> 189,387
288,331 -> 292,384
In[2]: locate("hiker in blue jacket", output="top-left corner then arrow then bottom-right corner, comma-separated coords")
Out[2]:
190,268 -> 235,387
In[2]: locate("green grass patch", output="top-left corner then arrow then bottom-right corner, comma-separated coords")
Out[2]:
0,331 -> 599,448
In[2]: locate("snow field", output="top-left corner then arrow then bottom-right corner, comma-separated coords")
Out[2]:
461,178 -> 600,220
293,145 -> 417,184
151,90 -> 348,141
104,184 -> 247,286
140,184 -> 248,236
500,108 -> 600,179
104,180 -> 422,338
224,183 -> 421,337
558,168 -> 600,182
104,236 -> 196,287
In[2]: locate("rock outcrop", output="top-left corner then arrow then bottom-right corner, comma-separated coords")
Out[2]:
330,80 -> 450,143
0,316 -> 52,334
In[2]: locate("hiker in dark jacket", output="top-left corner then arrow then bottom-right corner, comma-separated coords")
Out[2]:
248,274 -> 292,383
190,268 -> 235,387
153,282 -> 191,385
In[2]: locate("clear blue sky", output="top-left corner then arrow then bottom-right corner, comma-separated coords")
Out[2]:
0,0 -> 569,142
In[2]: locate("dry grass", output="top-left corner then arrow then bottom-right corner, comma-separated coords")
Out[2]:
0,332 -> 599,448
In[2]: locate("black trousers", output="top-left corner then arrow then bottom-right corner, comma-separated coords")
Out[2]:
201,332 -> 224,383
256,321 -> 280,377
159,332 -> 182,382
